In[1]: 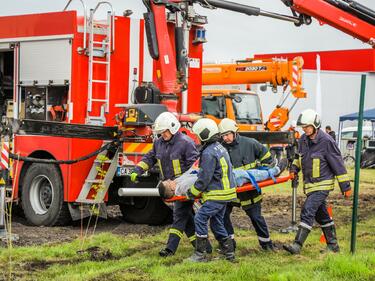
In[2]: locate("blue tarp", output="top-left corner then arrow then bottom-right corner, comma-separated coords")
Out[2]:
339,108 -> 375,122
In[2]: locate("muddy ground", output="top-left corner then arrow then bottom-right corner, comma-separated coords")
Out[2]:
1,192 -> 374,248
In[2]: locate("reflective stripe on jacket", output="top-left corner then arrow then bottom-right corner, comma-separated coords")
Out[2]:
291,129 -> 350,194
190,142 -> 237,202
134,132 -> 199,180
222,135 -> 273,208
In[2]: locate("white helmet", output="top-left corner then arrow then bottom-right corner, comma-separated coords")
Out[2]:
152,112 -> 181,135
218,118 -> 239,135
297,109 -> 321,129
192,118 -> 219,142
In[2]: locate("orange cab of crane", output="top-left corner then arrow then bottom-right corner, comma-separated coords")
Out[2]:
202,89 -> 264,132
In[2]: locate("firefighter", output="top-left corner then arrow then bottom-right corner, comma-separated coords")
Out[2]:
130,111 -> 203,257
325,125 -> 336,142
285,120 -> 300,167
283,109 -> 351,255
218,118 -> 286,251
187,118 -> 237,262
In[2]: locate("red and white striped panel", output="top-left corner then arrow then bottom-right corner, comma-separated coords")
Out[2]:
128,18 -> 154,104
292,64 -> 299,88
0,142 -> 9,170
269,117 -> 281,129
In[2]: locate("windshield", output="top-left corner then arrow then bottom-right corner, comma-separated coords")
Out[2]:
202,96 -> 226,119
232,94 -> 262,124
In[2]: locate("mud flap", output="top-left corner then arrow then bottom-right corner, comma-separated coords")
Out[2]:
68,203 -> 108,221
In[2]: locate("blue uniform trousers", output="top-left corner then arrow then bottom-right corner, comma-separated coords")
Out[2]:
166,200 -> 196,252
195,201 -> 228,240
223,202 -> 272,246
300,190 -> 332,229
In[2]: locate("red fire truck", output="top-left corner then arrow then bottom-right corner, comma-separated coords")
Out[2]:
0,0 -> 374,227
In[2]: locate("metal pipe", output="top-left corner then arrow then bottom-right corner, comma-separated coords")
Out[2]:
91,1 -> 115,52
351,74 -> 367,254
196,0 -> 300,24
63,0 -> 87,50
291,184 -> 297,224
118,188 -> 160,197
0,181 -> 6,236
258,10 -> 301,23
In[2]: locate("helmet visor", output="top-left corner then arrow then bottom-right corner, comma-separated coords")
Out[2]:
152,124 -> 167,134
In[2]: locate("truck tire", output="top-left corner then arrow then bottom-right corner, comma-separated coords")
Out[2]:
119,197 -> 172,225
21,163 -> 71,226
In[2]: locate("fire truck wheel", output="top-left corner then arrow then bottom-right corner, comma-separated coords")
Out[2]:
119,197 -> 172,225
21,163 -> 71,226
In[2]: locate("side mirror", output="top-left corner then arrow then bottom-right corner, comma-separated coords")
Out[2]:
259,84 -> 267,92
233,96 -> 242,103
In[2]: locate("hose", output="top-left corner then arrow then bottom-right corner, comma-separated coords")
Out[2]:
8,139 -> 120,164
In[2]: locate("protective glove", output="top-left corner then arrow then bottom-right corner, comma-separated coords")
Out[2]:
130,172 -> 138,183
290,171 -> 299,188
343,188 -> 352,199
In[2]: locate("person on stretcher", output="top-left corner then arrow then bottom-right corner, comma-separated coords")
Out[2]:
158,153 -> 288,198
158,160 -> 286,198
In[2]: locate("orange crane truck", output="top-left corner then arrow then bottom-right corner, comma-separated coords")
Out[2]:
202,57 -> 306,133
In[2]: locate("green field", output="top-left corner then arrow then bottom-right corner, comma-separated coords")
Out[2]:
1,169 -> 374,281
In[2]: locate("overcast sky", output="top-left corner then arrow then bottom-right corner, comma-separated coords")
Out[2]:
0,0 -> 374,61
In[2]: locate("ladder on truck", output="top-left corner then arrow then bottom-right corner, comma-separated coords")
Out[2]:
86,2 -> 115,125
77,142 -> 119,204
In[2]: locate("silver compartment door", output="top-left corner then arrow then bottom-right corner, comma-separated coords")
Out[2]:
19,39 -> 72,84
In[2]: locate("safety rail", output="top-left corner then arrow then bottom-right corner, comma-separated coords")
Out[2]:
63,0 -> 88,51
88,1 -> 115,52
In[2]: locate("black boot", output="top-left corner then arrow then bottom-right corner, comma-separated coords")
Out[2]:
322,224 -> 340,253
261,241 -> 276,252
188,237 -> 208,262
191,239 -> 213,254
159,248 -> 174,257
283,226 -> 310,255
218,237 -> 236,254
219,237 -> 235,262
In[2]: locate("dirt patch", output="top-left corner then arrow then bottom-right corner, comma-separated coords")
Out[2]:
0,206 -> 165,248
77,246 -> 113,261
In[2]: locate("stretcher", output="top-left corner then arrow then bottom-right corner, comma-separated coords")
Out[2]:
164,173 -> 294,202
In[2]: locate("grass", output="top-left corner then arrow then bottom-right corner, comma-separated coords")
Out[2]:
1,217 -> 375,281
0,168 -> 374,281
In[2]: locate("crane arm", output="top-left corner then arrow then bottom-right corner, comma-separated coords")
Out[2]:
282,0 -> 375,47
202,57 -> 306,99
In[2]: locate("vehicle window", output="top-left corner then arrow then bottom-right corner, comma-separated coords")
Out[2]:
341,129 -> 374,140
202,96 -> 226,119
232,93 -> 262,124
